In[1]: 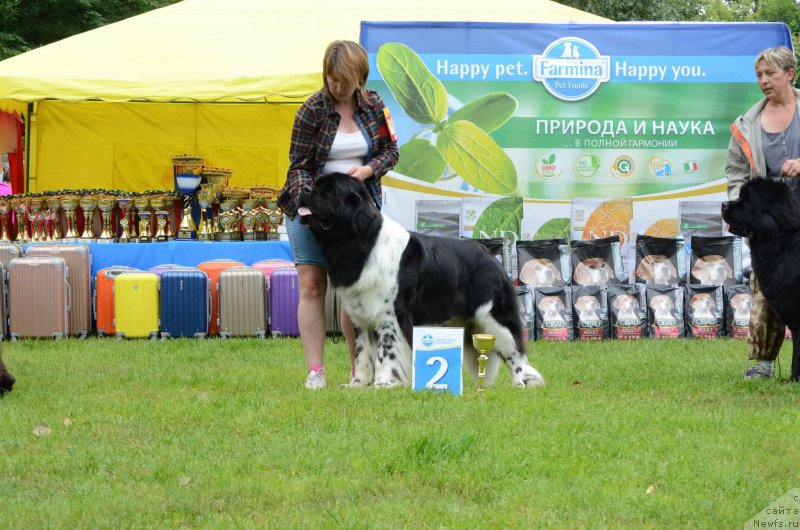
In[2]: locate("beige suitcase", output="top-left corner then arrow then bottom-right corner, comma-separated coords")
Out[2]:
8,256 -> 69,340
218,267 -> 267,338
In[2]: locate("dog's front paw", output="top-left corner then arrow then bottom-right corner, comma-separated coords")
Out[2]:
373,374 -> 405,388
513,366 -> 545,387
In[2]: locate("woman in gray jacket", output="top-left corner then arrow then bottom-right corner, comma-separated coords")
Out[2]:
725,46 -> 800,379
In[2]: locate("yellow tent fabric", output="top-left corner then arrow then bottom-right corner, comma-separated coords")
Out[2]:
0,0 -> 607,192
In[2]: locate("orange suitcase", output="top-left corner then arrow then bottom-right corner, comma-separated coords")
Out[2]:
198,259 -> 244,336
95,266 -> 140,337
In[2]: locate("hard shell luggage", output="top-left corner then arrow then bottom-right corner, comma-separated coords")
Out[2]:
0,263 -> 8,339
114,272 -> 159,339
8,256 -> 69,340
0,242 -> 23,269
270,266 -> 300,337
198,259 -> 245,336
160,267 -> 210,339
218,267 -> 267,338
26,244 -> 92,338
95,266 -> 140,337
148,264 -> 184,277
252,259 -> 294,333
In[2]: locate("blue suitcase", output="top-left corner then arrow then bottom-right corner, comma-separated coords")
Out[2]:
159,267 -> 210,339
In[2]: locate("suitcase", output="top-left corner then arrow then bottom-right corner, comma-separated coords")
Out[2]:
0,242 -> 23,269
252,259 -> 294,333
114,272 -> 159,339
218,267 -> 267,338
0,263 -> 7,339
26,244 -> 92,338
148,264 -> 184,277
160,267 -> 210,339
8,256 -> 69,340
198,259 -> 245,336
95,266 -> 140,337
270,266 -> 300,337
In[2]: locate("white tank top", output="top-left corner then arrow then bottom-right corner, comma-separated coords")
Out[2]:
323,130 -> 368,175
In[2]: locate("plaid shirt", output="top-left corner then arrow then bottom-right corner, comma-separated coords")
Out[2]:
278,88 -> 399,217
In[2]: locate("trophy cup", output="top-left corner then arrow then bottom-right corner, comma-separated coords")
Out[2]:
217,198 -> 241,241
135,195 -> 153,243
241,198 -> 261,241
471,334 -> 496,394
12,196 -> 30,243
60,195 -> 80,241
175,175 -> 202,240
197,186 -> 214,241
150,194 -> 171,242
96,195 -> 117,242
78,195 -> 98,241
0,199 -> 11,241
46,197 -> 62,241
28,197 -> 45,242
263,198 -> 284,241
116,196 -> 134,242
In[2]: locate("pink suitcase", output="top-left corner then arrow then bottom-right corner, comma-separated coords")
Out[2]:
269,266 -> 300,337
252,259 -> 295,285
8,256 -> 69,340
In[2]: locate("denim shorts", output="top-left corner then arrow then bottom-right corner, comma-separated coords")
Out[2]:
286,215 -> 326,266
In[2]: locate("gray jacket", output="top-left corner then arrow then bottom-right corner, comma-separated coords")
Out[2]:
725,87 -> 800,200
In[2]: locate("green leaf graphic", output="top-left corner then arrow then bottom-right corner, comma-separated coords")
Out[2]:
590,155 -> 601,170
473,196 -> 522,239
436,121 -> 518,195
547,153 -> 556,164
449,93 -> 518,133
376,43 -> 448,125
395,139 -> 447,183
533,218 -> 571,240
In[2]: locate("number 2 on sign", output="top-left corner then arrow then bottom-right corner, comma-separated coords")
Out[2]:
425,356 -> 449,389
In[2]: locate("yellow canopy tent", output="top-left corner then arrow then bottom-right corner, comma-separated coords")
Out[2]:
0,0 -> 606,193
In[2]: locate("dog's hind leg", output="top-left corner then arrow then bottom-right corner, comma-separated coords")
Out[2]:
350,327 -> 377,387
373,317 -> 412,387
0,349 -> 14,395
477,303 -> 545,387
791,325 -> 800,382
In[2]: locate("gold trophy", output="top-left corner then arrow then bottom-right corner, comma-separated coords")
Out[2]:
241,198 -> 260,241
197,186 -> 214,241
0,199 -> 11,241
173,156 -> 203,240
264,198 -> 284,241
150,194 -> 171,242
28,196 -> 45,242
471,334 -> 496,394
46,197 -> 62,241
60,195 -> 80,241
135,195 -> 153,243
96,196 -> 117,242
116,196 -> 134,242
78,195 -> 98,241
12,196 -> 30,243
217,198 -> 241,241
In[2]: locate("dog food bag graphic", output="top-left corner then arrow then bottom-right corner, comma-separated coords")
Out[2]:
646,285 -> 685,339
533,286 -> 573,341
684,284 -> 725,338
634,235 -> 686,286
570,236 -> 626,286
689,235 -> 742,286
571,285 -> 609,340
608,284 -> 646,340
516,286 -> 535,341
517,238 -> 571,288
476,237 -> 513,281
725,283 -> 753,339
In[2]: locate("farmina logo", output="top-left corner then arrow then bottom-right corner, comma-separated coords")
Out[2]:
533,37 -> 610,101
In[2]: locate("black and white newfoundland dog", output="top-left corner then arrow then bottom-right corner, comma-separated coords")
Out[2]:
0,346 -> 14,395
298,172 -> 544,388
722,177 -> 800,381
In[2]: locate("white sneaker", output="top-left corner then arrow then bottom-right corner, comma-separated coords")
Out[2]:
305,370 -> 327,390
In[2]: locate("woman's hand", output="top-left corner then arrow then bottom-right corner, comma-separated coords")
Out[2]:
347,165 -> 375,181
780,158 -> 800,178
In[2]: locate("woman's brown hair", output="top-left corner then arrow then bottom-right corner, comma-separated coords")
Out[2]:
322,40 -> 370,101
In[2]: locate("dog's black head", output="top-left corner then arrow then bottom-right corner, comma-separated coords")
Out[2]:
722,178 -> 800,238
297,172 -> 381,245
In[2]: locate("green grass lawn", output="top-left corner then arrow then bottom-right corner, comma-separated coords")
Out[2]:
1,336 -> 798,529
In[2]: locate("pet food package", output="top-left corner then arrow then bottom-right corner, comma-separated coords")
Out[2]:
608,284 -> 647,340
571,285 -> 609,340
533,286 -> 573,341
517,239 -> 571,288
725,283 -> 753,339
415,200 -> 461,238
646,285 -> 685,339
684,284 -> 725,338
634,235 -> 686,286
516,286 -> 534,342
689,235 -> 742,286
476,238 -> 513,281
570,236 -> 626,286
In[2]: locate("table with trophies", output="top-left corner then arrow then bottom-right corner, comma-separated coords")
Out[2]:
1,156 -> 293,277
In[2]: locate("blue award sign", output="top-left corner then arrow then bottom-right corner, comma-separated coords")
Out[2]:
412,327 -> 464,395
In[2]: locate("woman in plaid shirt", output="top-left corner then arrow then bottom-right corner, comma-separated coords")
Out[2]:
278,40 -> 399,389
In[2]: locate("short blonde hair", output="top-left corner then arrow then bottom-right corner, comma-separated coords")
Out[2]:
322,40 -> 369,100
755,46 -> 797,79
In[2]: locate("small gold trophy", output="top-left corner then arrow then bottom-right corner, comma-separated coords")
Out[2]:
46,197 -> 62,241
0,199 -> 11,241
96,196 -> 117,242
28,197 -> 45,242
241,198 -> 259,241
12,196 -> 30,243
218,198 -> 241,241
173,156 -> 203,240
60,195 -> 80,241
78,195 -> 98,241
149,195 -> 171,242
471,333 -> 496,394
135,195 -> 152,243
116,196 -> 134,242
196,186 -> 214,241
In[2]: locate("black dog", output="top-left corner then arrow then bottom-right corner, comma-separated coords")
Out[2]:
722,177 -> 800,381
0,346 -> 15,395
297,172 -> 544,388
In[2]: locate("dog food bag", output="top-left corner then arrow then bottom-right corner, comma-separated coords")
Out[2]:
534,286 -> 573,341
634,235 -> 686,286
608,284 -> 647,340
516,286 -> 535,341
570,236 -> 626,286
476,237 -> 513,281
725,283 -> 753,339
646,285 -> 685,339
517,239 -> 571,288
571,285 -> 609,340
689,235 -> 742,286
684,284 -> 725,338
